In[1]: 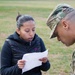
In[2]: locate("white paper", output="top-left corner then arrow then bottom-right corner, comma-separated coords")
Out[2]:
22,50 -> 48,73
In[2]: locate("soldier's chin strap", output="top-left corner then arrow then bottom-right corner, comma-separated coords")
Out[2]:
70,51 -> 75,75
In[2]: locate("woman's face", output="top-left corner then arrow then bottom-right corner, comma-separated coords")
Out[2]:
16,20 -> 36,42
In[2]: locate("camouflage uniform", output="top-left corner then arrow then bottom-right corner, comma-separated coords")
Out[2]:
70,51 -> 75,75
46,4 -> 75,75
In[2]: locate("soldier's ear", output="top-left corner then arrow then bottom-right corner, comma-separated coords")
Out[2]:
61,19 -> 69,30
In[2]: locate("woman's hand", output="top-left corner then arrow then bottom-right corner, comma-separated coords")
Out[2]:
17,59 -> 26,69
39,57 -> 48,63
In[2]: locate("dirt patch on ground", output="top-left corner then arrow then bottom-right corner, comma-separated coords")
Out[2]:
0,33 -> 7,38
48,53 -> 61,59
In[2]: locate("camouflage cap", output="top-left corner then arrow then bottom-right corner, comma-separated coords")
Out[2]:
46,4 -> 74,39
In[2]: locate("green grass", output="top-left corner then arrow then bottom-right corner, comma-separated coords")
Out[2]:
0,0 -> 75,75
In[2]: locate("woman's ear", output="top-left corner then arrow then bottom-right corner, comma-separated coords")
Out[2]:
61,19 -> 69,30
16,28 -> 20,35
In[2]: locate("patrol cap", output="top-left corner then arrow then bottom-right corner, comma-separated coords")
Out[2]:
46,4 -> 74,39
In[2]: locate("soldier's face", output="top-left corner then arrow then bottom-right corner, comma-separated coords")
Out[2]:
54,21 -> 75,46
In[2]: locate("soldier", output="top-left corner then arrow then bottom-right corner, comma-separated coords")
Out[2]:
46,4 -> 75,75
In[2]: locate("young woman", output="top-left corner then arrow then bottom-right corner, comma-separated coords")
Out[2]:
1,14 -> 50,75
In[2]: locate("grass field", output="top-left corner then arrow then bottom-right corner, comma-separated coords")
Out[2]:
0,0 -> 75,75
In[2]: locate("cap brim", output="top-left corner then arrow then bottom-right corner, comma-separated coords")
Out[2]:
50,24 -> 57,39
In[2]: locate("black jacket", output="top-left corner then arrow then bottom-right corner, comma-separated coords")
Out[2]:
1,32 -> 50,75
